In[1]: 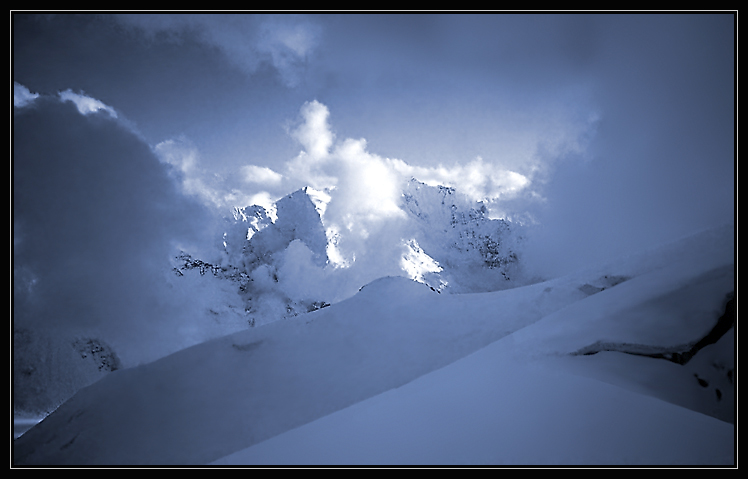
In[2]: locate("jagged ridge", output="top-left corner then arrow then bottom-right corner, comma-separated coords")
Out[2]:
175,179 -> 525,324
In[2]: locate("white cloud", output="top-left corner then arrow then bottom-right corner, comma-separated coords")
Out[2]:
246,191 -> 278,219
153,138 -> 199,174
58,89 -> 118,118
153,138 -> 225,209
274,100 -> 579,272
387,156 -> 531,203
328,138 -> 406,226
290,100 -> 334,159
13,82 -> 39,108
284,101 -> 407,230
241,165 -> 283,185
285,100 -> 338,190
153,138 -> 285,214
283,101 -> 535,212
281,100 -> 539,239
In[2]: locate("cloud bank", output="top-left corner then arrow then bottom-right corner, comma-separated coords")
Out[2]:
13,93 -> 217,365
277,100 -> 575,237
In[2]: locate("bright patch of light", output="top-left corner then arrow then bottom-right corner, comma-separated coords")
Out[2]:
388,156 -> 531,203
291,100 -> 334,160
400,238 -> 443,284
247,192 -> 278,222
304,186 -> 332,218
241,165 -> 284,185
325,227 -> 351,268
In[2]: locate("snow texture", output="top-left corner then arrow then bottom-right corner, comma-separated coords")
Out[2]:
13,224 -> 735,466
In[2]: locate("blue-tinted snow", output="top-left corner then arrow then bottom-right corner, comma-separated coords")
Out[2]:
13,224 -> 734,466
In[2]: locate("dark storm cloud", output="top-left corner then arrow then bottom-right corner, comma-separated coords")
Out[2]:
12,13 -> 312,174
13,97 -> 214,362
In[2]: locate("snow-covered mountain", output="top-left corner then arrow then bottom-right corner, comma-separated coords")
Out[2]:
173,178 -> 526,327
15,178 -> 525,424
13,224 -> 734,465
400,178 -> 523,293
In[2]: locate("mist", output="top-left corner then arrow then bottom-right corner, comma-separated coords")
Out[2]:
13,97 -> 216,365
519,15 -> 735,278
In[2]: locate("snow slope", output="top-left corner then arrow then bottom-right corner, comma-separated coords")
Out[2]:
12,224 -> 735,466
212,334 -> 734,466
10,180 -> 526,425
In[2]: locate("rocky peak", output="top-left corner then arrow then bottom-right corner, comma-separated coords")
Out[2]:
399,178 -> 523,292
223,188 -> 329,271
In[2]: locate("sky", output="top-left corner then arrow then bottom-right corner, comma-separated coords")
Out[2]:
13,13 -> 735,347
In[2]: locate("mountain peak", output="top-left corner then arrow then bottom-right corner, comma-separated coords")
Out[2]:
187,178 -> 525,326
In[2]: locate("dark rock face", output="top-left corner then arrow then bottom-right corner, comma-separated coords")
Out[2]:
575,292 -> 735,366
684,293 -> 735,363
578,275 -> 630,296
71,338 -> 121,372
570,291 -> 735,424
401,178 -> 524,292
172,251 -> 249,289
13,329 -> 122,415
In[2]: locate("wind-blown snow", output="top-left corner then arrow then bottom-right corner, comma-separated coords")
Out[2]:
13,224 -> 734,466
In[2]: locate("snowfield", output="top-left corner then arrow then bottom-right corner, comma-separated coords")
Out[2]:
12,224 -> 735,466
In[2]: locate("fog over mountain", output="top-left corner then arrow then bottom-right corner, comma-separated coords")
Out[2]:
13,13 -> 734,466
13,109 -> 532,415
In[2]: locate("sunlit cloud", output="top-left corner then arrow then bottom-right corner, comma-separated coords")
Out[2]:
282,100 -> 540,232
284,101 -> 406,233
245,191 -> 278,219
58,89 -> 118,118
285,100 -> 338,190
241,165 -> 284,186
387,156 -> 531,203
153,137 -> 287,215
289,100 -> 334,158
328,137 -> 406,226
13,82 -> 39,108
153,138 -> 225,209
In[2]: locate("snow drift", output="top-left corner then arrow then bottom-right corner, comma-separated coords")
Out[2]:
12,224 -> 734,466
